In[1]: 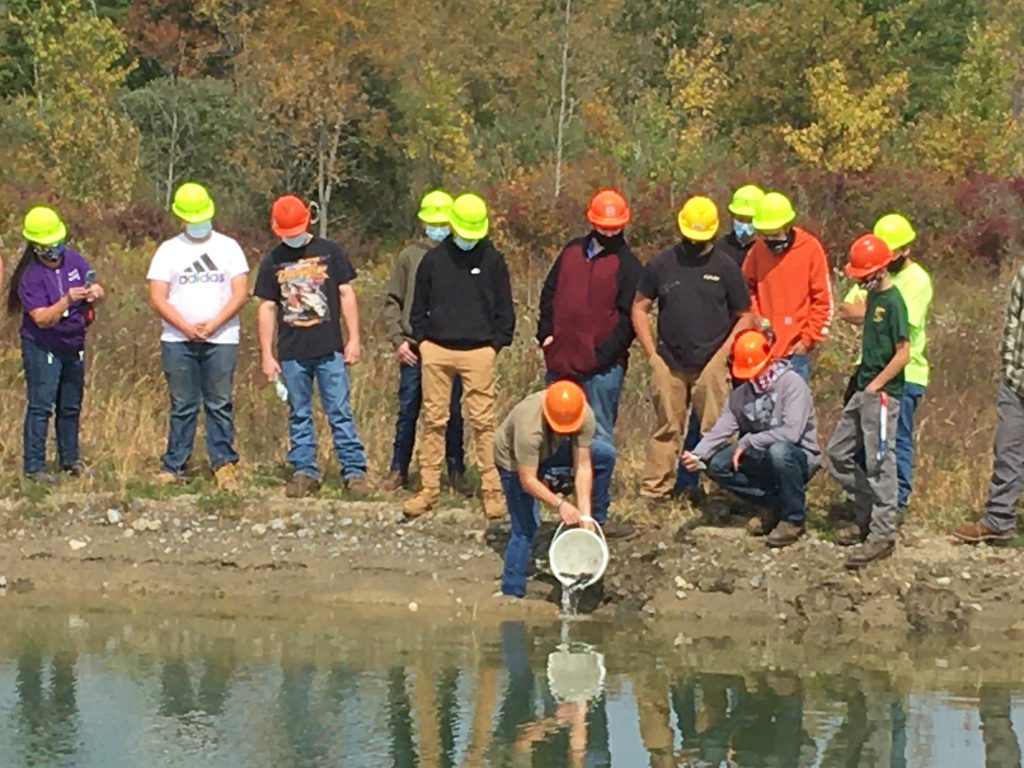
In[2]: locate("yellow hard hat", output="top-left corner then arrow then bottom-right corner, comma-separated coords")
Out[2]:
22,206 -> 67,246
172,182 -> 215,223
728,184 -> 766,218
873,213 -> 916,251
418,189 -> 453,225
677,196 -> 719,242
449,193 -> 489,240
752,192 -> 796,232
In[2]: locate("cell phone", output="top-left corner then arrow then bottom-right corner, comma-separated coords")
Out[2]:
84,269 -> 96,287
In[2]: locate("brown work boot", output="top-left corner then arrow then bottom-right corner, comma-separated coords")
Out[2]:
153,469 -> 181,486
703,496 -> 733,526
845,538 -> 895,569
481,490 -> 505,520
403,491 -> 438,518
953,519 -> 1013,544
834,523 -> 868,547
286,473 -> 320,499
344,475 -> 370,497
380,469 -> 406,492
448,470 -> 474,498
214,462 -> 240,492
766,521 -> 805,549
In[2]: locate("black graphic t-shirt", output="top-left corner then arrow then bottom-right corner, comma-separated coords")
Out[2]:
254,237 -> 357,361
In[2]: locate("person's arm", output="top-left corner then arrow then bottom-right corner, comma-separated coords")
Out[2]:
572,445 -> 593,520
739,380 -> 814,451
536,251 -> 562,346
800,243 -> 833,350
339,282 -> 361,364
196,274 -> 248,338
147,281 -> 200,339
688,400 -> 739,462
631,294 -> 657,358
743,249 -> 761,317
383,250 -> 408,349
517,463 -> 583,525
1002,267 -> 1024,377
840,284 -> 867,325
866,340 -> 909,394
27,293 -> 76,329
492,254 -> 516,350
594,251 -> 642,367
257,299 -> 280,381
410,256 -> 432,343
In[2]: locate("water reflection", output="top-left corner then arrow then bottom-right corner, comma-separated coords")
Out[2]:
0,610 -> 1022,766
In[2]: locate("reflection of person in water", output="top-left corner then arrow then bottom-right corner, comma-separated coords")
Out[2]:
15,647 -> 79,763
980,684 -> 1022,768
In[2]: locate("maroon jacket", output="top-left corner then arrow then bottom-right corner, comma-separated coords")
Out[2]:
537,235 -> 642,377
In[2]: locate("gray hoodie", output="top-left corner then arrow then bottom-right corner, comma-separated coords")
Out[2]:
693,367 -> 821,471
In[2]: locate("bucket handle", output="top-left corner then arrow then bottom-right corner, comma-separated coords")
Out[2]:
553,516 -> 606,546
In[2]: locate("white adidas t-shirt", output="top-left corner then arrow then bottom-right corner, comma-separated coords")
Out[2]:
146,232 -> 250,344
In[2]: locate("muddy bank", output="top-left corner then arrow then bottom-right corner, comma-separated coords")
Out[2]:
1,492 -> 1023,642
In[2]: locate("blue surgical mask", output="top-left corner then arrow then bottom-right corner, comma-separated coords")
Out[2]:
36,242 -> 65,262
425,224 -> 450,242
282,233 -> 308,248
733,220 -> 756,240
186,220 -> 213,239
453,236 -> 479,252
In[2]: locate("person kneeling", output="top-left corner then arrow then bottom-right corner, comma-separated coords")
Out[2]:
681,330 -> 821,548
494,380 -> 616,598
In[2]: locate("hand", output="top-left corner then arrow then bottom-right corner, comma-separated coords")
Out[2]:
194,320 -> 216,340
395,340 -> 418,365
681,451 -> 702,472
732,444 -> 745,471
262,356 -> 282,382
542,335 -> 554,348
558,500 -> 582,526
865,381 -> 881,394
68,286 -> 89,302
179,322 -> 203,341
83,284 -> 103,302
344,338 -> 361,365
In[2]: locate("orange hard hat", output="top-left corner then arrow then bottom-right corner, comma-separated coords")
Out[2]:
542,380 -> 587,434
845,233 -> 893,278
586,189 -> 631,229
730,329 -> 773,380
271,194 -> 311,237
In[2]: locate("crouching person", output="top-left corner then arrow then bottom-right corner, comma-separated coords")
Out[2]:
493,381 -> 616,598
682,329 -> 820,548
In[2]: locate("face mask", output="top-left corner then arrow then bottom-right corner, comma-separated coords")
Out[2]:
186,220 -> 213,239
764,230 -> 793,255
888,254 -> 908,273
861,273 -> 884,292
282,233 -> 308,248
453,236 -> 479,252
679,238 -> 708,258
425,224 -> 450,242
36,242 -> 65,262
592,229 -> 625,251
733,220 -> 756,241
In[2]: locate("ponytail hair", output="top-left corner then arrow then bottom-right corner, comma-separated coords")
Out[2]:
6,245 -> 36,316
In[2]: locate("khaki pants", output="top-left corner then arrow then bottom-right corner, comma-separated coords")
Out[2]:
641,347 -> 730,498
419,341 -> 500,495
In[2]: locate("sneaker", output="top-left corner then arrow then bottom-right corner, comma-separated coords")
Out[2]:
344,475 -> 370,497
286,474 -> 320,499
844,538 -> 895,569
448,470 -> 474,498
835,523 -> 868,547
403,492 -> 437,518
153,470 -> 181,486
766,521 -> 805,549
61,460 -> 90,478
746,515 -> 767,537
952,520 -> 1013,544
482,491 -> 505,520
214,462 -> 240,492
380,469 -> 406,492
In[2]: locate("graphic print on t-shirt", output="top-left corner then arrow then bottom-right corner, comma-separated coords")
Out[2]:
179,254 -> 226,284
276,256 -> 330,328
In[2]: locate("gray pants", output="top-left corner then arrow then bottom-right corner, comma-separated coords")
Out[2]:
982,382 -> 1024,534
827,391 -> 901,542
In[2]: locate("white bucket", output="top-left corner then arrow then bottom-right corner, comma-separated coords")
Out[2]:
546,643 -> 606,702
548,518 -> 608,589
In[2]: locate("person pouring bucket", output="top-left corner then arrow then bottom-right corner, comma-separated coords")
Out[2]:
6,206 -> 104,481
492,380 -> 616,598
681,329 -> 820,548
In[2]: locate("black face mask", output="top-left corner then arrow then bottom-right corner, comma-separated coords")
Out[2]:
591,230 -> 625,251
679,238 -> 709,258
765,230 -> 794,255
888,255 -> 908,273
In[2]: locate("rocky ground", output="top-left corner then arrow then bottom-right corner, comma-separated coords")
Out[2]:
0,491 -> 1021,643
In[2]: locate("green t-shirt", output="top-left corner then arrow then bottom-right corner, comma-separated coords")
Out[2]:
844,261 -> 933,386
493,391 -> 596,471
857,285 -> 910,397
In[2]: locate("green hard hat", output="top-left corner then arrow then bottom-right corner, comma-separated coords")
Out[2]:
418,189 -> 453,225
22,205 -> 67,246
728,184 -> 766,217
752,192 -> 797,232
172,182 -> 215,223
449,193 -> 489,240
873,213 -> 916,251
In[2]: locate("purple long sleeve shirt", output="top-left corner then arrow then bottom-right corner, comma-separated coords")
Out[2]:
18,248 -> 92,352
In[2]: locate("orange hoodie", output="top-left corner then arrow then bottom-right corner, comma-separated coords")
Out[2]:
743,227 -> 833,357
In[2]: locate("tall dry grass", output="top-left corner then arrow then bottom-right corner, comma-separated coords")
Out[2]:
0,237 -> 1010,530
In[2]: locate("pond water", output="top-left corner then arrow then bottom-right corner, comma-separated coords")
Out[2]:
0,603 -> 1021,767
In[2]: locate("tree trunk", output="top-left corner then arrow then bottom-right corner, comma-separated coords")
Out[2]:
553,0 -> 572,200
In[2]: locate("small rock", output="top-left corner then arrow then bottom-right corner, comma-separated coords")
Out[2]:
269,518 -> 286,532
340,517 -> 354,527
935,576 -> 951,586
68,539 -> 88,551
105,509 -> 122,525
750,575 -> 764,589
251,523 -> 268,537
674,576 -> 686,589
0,576 -> 5,588
408,601 -> 419,612
675,590 -> 687,600
297,528 -> 310,539
123,528 -> 134,538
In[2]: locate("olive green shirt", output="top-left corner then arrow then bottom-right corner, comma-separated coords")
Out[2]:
494,392 -> 596,471
383,238 -> 433,347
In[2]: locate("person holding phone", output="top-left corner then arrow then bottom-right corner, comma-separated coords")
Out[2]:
6,205 -> 104,481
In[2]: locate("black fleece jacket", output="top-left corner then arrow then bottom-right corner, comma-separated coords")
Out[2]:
410,237 -> 516,350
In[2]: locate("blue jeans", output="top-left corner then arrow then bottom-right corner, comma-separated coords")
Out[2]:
21,337 -> 85,474
160,341 -> 239,474
787,353 -> 810,383
280,353 -> 367,481
706,441 -> 810,523
546,365 -> 625,444
896,383 -> 925,509
499,438 -> 616,597
390,363 -> 464,476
